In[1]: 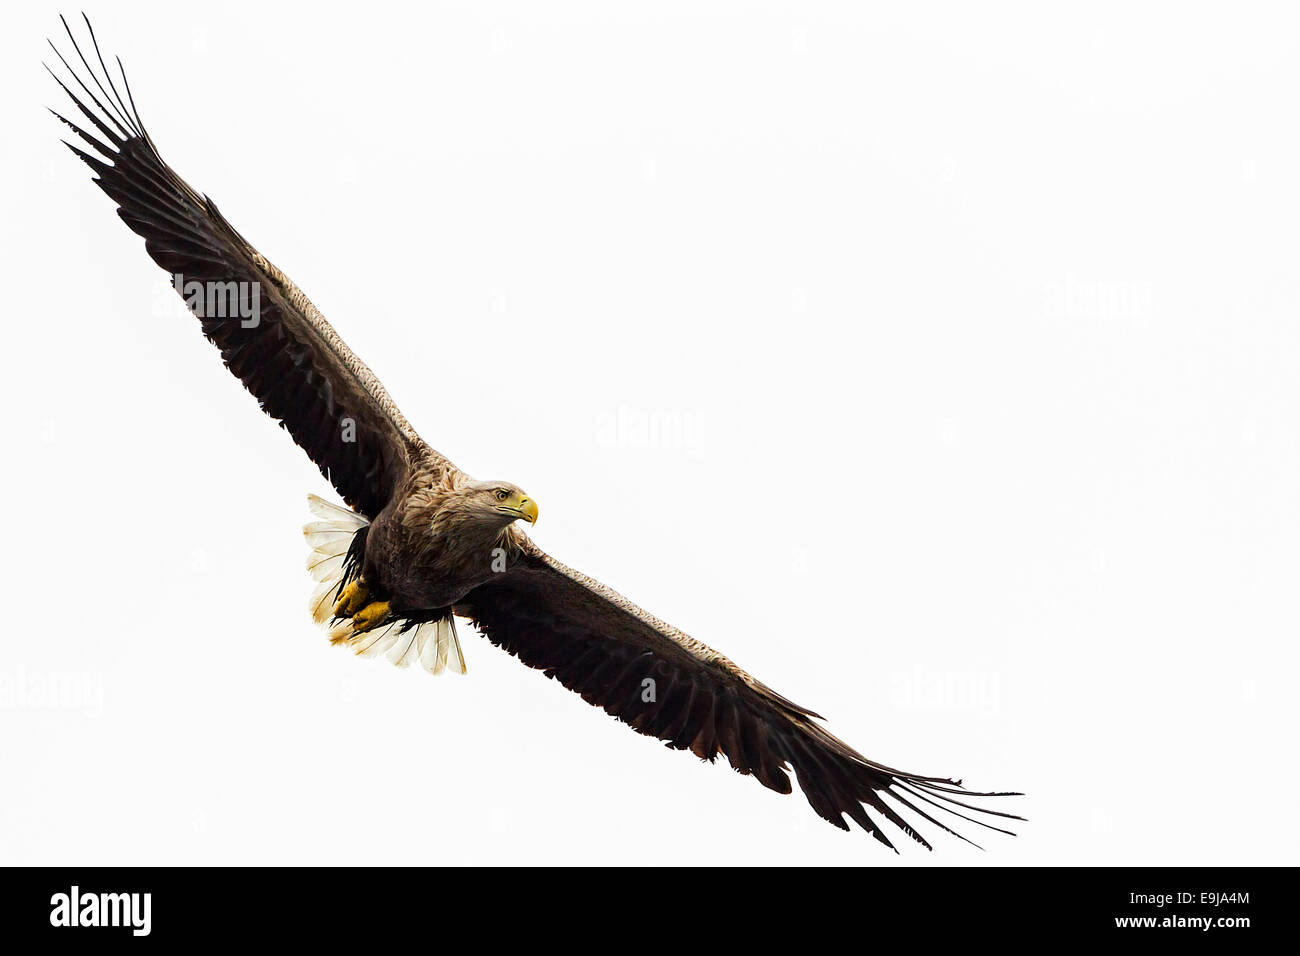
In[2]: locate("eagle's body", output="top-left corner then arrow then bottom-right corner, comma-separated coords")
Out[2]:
365,463 -> 525,612
50,16 -> 1020,851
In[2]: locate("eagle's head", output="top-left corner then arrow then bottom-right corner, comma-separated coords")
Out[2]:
458,480 -> 539,528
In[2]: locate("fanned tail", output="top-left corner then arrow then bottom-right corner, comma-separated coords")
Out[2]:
306,494 -> 368,624
326,613 -> 466,676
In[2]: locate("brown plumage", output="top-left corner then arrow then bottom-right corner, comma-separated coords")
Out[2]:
50,16 -> 1022,851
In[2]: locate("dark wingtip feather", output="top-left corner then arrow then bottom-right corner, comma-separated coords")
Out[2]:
57,14 -> 131,137
61,139 -> 112,180
82,12 -> 141,139
115,53 -> 150,141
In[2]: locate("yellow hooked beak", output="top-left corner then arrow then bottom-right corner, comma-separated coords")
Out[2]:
495,490 -> 539,524
518,496 -> 539,524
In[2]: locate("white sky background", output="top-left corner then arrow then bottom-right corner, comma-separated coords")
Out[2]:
1,1 -> 1297,866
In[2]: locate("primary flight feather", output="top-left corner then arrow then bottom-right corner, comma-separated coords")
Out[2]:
49,15 -> 1021,851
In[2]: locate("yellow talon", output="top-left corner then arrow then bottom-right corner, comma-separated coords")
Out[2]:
333,580 -> 370,618
351,601 -> 392,633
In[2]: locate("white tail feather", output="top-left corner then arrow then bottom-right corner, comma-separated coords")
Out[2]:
304,494 -> 467,675
307,495 -> 369,527
308,555 -> 347,582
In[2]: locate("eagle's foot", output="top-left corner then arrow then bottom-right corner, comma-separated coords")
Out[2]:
333,579 -> 370,618
351,600 -> 392,633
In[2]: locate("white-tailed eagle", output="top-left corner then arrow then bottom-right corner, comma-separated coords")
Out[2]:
49,15 -> 1021,851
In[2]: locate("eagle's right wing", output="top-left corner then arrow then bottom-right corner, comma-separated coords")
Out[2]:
49,15 -> 436,517
456,538 -> 1023,851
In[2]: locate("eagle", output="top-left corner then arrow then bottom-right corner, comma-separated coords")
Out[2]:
49,15 -> 1021,851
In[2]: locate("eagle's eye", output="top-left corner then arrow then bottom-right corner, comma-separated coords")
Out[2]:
495,489 -> 509,501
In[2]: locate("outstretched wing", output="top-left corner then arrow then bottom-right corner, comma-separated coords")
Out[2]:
455,540 -> 1022,851
48,16 -> 433,517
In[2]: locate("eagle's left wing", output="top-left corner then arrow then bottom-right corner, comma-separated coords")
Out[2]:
455,539 -> 1022,851
47,16 -> 438,518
